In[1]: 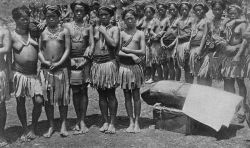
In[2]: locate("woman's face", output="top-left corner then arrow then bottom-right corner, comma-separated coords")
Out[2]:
145,7 -> 154,18
74,5 -> 86,20
169,4 -> 178,16
15,13 -> 30,30
99,9 -> 111,25
46,12 -> 60,27
157,4 -> 166,16
228,7 -> 239,20
212,3 -> 223,19
124,12 -> 136,27
194,5 -> 205,18
135,5 -> 144,18
180,4 -> 190,17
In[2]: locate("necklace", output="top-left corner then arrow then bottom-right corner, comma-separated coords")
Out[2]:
47,26 -> 61,39
73,21 -> 85,32
15,31 -> 30,46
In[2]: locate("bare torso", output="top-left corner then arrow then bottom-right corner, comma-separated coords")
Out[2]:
64,21 -> 90,57
12,31 -> 38,70
191,18 -> 207,46
41,27 -> 66,63
225,20 -> 246,46
121,30 -> 141,51
93,25 -> 116,56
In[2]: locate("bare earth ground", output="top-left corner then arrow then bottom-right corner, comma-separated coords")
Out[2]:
3,79 -> 250,148
1,1 -> 250,147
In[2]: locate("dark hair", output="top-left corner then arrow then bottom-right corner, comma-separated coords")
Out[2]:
12,5 -> 30,21
193,3 -> 209,13
167,2 -> 178,9
144,5 -> 156,14
211,0 -> 226,10
156,3 -> 167,10
122,8 -> 137,20
98,6 -> 115,16
227,4 -> 242,14
44,5 -> 61,17
178,2 -> 192,13
70,0 -> 90,14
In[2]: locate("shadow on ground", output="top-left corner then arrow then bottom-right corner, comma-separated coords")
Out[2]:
4,114 -> 155,144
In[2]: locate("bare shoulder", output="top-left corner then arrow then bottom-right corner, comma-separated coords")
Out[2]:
62,26 -> 70,34
63,22 -> 71,29
111,26 -> 120,32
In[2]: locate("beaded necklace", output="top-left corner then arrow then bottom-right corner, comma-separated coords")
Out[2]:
46,25 -> 61,40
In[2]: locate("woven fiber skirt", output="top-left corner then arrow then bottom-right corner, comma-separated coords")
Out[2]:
119,64 -> 144,90
221,55 -> 245,78
13,71 -> 43,98
40,68 -> 71,106
189,46 -> 203,77
176,42 -> 190,68
243,54 -> 250,78
0,69 -> 10,102
91,60 -> 119,89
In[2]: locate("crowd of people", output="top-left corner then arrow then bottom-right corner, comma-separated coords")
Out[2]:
0,0 -> 250,146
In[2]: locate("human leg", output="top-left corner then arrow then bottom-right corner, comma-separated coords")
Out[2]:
123,89 -> 134,133
97,89 -> 109,132
132,88 -> 141,133
75,85 -> 89,134
0,101 -> 7,145
43,101 -> 55,138
169,58 -> 175,80
72,86 -> 81,131
106,88 -> 118,134
59,105 -> 69,137
26,95 -> 43,140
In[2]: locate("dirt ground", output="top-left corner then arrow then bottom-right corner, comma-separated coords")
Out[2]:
2,79 -> 250,148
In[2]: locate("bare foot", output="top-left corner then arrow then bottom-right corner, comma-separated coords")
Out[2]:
134,124 -> 141,133
72,123 -> 80,131
26,130 -> 36,141
60,128 -> 69,137
105,124 -> 116,134
73,122 -> 89,135
125,124 -> 135,133
43,127 -> 54,138
99,123 -> 109,133
20,134 -> 30,143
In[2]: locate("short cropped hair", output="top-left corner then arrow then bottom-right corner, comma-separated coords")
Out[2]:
12,5 -> 30,21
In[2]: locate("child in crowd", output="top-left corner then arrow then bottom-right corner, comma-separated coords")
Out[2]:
119,8 -> 145,133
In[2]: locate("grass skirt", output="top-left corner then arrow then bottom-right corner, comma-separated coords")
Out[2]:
198,37 -> 226,79
40,68 -> 71,106
13,71 -> 43,98
198,53 -> 224,79
150,43 -> 163,65
0,69 -> 10,102
189,46 -> 203,76
119,64 -> 144,90
91,60 -> 118,89
221,54 -> 245,78
243,55 -> 250,79
70,57 -> 91,85
176,42 -> 190,68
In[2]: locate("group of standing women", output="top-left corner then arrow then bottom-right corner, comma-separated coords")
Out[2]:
0,0 -> 250,146
136,0 -> 250,126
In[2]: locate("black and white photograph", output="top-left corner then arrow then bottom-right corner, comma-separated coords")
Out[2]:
0,0 -> 250,147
